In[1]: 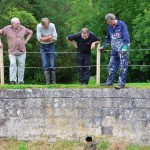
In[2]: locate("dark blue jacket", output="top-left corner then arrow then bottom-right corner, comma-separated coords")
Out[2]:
105,20 -> 130,51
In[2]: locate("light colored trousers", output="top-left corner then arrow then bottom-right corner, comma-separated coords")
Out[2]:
9,53 -> 26,83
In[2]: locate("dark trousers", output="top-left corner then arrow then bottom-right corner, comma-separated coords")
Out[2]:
77,53 -> 91,84
106,49 -> 129,86
40,43 -> 56,71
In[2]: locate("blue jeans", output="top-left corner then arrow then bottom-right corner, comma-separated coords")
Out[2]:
40,43 -> 56,71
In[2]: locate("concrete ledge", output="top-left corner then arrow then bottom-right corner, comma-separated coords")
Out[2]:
0,88 -> 150,144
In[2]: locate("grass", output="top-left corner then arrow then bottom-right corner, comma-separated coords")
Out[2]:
0,139 -> 150,150
0,77 -> 149,89
126,144 -> 150,150
0,139 -> 83,150
0,83 -> 149,89
97,140 -> 110,149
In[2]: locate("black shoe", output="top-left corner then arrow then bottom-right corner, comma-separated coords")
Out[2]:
115,85 -> 125,89
46,82 -> 50,85
9,81 -> 16,85
18,81 -> 24,84
82,82 -> 88,85
101,83 -> 113,86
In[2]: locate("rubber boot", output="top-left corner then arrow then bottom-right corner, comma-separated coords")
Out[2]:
51,71 -> 56,84
44,71 -> 50,84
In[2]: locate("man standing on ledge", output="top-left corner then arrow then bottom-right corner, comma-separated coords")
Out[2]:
100,13 -> 130,89
37,18 -> 58,84
67,28 -> 100,85
0,17 -> 33,84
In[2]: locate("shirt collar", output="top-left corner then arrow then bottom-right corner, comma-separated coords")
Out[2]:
116,20 -> 120,26
109,20 -> 120,29
41,23 -> 50,29
11,25 -> 22,32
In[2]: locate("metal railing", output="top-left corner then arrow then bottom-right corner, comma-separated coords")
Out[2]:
0,45 -> 150,85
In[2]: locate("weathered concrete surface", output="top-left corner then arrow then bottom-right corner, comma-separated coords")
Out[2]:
0,88 -> 150,144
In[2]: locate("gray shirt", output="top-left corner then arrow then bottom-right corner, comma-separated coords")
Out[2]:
36,23 -> 58,44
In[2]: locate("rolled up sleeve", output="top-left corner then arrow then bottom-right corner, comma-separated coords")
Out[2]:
93,34 -> 100,42
26,28 -> 33,35
67,33 -> 79,41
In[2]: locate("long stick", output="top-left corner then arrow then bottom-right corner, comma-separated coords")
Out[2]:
96,43 -> 101,84
0,47 -> 4,84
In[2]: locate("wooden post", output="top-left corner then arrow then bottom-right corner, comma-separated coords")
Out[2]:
0,47 -> 4,84
96,43 -> 101,84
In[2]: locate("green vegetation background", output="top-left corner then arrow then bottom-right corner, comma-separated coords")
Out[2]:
0,0 -> 149,84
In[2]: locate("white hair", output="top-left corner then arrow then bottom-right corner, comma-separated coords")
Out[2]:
11,17 -> 20,24
105,13 -> 116,20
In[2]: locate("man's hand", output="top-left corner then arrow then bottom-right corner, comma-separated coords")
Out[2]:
100,44 -> 105,49
40,35 -> 53,42
0,42 -> 3,48
47,36 -> 55,42
121,45 -> 128,55
100,44 -> 105,52
46,35 -> 53,40
122,45 -> 128,52
91,42 -> 96,50
72,42 -> 78,48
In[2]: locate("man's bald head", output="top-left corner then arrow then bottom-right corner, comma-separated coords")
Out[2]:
81,28 -> 89,39
81,28 -> 89,34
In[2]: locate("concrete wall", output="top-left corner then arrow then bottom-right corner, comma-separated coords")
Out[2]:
0,88 -> 150,145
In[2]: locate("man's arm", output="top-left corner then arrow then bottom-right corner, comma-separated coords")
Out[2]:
122,22 -> 130,46
0,29 -> 3,48
25,28 -> 33,44
91,34 -> 100,50
120,22 -> 130,53
66,33 -> 79,49
91,41 -> 100,50
39,36 -> 53,43
0,38 -> 3,48
36,24 -> 56,43
0,29 -> 2,35
66,37 -> 78,48
37,24 -> 50,42
100,27 -> 111,50
43,24 -> 58,43
49,24 -> 58,42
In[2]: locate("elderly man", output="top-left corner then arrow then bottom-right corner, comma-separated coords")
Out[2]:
0,17 -> 33,84
101,13 -> 130,89
67,28 -> 100,85
37,18 -> 58,84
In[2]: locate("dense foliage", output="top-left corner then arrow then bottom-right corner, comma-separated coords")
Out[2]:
0,0 -> 149,84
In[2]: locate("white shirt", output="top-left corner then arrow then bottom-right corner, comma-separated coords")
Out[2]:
36,23 -> 58,44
